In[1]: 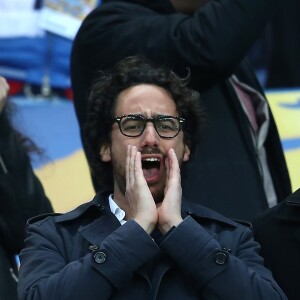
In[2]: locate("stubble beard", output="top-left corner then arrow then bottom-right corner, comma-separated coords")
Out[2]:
111,147 -> 185,203
111,158 -> 127,198
111,154 -> 166,203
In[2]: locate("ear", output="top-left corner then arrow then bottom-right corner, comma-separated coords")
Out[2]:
183,144 -> 190,162
100,144 -> 111,162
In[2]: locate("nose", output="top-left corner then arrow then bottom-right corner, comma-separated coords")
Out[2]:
140,123 -> 159,147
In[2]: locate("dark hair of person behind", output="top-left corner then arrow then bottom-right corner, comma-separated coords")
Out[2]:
85,56 -> 205,190
5,102 -> 44,156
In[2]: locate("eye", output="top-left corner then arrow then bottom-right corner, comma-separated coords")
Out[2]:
157,119 -> 178,132
121,117 -> 144,132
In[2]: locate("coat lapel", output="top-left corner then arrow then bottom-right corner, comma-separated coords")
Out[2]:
275,188 -> 300,222
274,189 -> 300,244
78,211 -> 121,245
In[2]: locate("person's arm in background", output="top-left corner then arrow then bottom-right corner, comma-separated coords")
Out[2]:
70,0 -> 284,143
72,0 -> 284,89
0,76 -> 53,254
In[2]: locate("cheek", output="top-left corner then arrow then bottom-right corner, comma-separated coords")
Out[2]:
111,131 -> 128,149
111,142 -> 126,159
168,142 -> 183,156
172,134 -> 185,150
110,134 -> 136,162
171,135 -> 189,161
112,130 -> 141,150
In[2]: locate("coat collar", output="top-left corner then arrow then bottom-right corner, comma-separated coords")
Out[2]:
274,188 -> 300,222
181,200 -> 245,228
54,190 -> 112,223
54,192 -> 240,229
54,191 -> 120,246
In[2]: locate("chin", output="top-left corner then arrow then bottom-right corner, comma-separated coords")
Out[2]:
150,187 -> 165,203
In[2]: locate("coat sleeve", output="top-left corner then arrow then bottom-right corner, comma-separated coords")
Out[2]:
72,0 -> 283,87
17,219 -> 159,300
160,216 -> 287,300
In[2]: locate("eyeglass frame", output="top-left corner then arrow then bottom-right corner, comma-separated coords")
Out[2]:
112,114 -> 185,138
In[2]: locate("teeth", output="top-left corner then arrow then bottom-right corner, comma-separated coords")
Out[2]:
142,158 -> 160,162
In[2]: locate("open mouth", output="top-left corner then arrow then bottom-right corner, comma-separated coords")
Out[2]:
141,157 -> 161,180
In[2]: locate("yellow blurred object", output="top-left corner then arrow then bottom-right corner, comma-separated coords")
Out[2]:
35,149 -> 94,213
267,90 -> 300,191
267,90 -> 300,138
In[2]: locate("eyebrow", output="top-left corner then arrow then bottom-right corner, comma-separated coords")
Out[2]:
121,113 -> 178,118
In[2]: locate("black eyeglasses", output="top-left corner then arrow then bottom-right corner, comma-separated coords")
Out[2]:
113,114 -> 185,138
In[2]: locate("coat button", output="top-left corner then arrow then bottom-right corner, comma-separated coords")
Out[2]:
222,247 -> 232,253
214,251 -> 228,265
97,204 -> 105,212
94,251 -> 106,264
89,245 -> 99,251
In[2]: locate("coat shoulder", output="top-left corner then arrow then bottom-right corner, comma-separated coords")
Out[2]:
27,213 -> 62,227
182,200 -> 250,229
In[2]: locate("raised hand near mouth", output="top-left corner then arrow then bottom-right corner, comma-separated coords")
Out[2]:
125,145 -> 183,236
157,148 -> 183,234
125,145 -> 158,234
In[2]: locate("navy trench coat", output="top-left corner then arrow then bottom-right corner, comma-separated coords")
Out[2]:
18,192 -> 286,299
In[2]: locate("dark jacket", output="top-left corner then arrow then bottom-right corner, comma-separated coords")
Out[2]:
0,112 -> 53,300
252,188 -> 300,300
266,0 -> 300,87
18,191 -> 287,299
70,0 -> 291,220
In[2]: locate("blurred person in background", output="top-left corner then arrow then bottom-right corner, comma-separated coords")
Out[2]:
0,76 -> 53,300
70,0 -> 291,221
252,187 -> 300,300
266,0 -> 300,88
248,0 -> 300,88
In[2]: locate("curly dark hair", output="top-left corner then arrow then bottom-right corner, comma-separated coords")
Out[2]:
85,56 -> 205,190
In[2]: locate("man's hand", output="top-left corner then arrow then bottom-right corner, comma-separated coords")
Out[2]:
125,145 -> 158,234
157,148 -> 183,234
0,77 -> 9,114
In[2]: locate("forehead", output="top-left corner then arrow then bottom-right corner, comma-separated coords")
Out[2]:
114,84 -> 178,116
